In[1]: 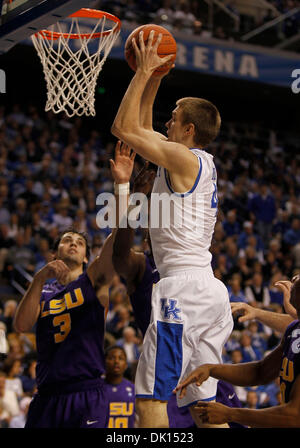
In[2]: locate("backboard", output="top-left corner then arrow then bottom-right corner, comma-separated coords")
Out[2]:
0,0 -> 95,54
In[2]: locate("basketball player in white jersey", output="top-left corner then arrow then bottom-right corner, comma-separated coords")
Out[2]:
111,31 -> 233,428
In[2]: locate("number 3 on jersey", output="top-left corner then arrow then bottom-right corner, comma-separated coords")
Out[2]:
53,313 -> 71,343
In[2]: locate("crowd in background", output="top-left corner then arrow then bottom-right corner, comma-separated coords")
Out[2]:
0,102 -> 299,427
94,0 -> 300,45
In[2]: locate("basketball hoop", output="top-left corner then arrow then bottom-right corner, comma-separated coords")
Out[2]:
31,9 -> 121,117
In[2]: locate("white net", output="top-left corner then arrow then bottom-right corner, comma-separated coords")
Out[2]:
31,12 -> 120,117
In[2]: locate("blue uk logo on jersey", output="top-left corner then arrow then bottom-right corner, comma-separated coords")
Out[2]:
160,298 -> 182,321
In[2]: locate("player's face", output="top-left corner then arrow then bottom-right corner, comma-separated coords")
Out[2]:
105,349 -> 127,376
57,232 -> 88,266
165,106 -> 185,143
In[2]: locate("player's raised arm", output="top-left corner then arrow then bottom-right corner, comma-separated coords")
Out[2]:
86,141 -> 136,292
111,31 -> 197,177
112,161 -> 156,292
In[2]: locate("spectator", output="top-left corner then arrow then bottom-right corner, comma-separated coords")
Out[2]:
283,217 -> 300,247
222,210 -> 241,238
6,231 -> 36,275
116,326 -> 141,372
173,1 -> 196,34
268,272 -> 285,305
155,0 -> 175,29
244,389 -> 259,409
0,300 -> 18,334
103,346 -> 135,428
227,276 -> 247,303
248,183 -> 277,243
246,321 -> 267,357
19,359 -> 37,394
245,273 -> 271,308
0,371 -> 20,424
52,201 -> 73,232
237,221 -> 264,252
239,331 -> 262,363
9,396 -> 32,428
3,359 -> 24,399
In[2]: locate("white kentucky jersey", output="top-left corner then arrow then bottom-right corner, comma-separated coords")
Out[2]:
149,148 -> 218,277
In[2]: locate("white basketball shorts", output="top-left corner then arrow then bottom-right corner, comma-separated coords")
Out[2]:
135,267 -> 233,407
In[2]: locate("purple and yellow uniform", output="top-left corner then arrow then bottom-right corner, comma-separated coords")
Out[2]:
25,272 -> 108,428
104,378 -> 135,428
280,320 -> 300,404
129,253 -> 244,428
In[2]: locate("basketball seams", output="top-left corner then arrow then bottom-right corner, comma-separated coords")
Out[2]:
124,24 -> 176,75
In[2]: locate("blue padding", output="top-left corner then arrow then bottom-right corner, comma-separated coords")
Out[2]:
153,321 -> 183,401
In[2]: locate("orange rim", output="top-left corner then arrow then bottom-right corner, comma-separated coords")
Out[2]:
35,8 -> 121,40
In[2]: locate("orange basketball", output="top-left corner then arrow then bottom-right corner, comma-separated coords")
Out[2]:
124,24 -> 177,76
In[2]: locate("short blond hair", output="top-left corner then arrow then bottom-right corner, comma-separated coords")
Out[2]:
176,97 -> 221,147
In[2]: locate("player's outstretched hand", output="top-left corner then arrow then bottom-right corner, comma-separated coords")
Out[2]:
195,401 -> 230,425
173,365 -> 210,399
36,260 -> 70,284
133,161 -> 156,195
275,279 -> 297,320
110,140 -> 136,184
132,30 -> 174,75
230,302 -> 258,323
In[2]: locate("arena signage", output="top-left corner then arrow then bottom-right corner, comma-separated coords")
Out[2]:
24,22 -> 300,88
113,28 -> 300,88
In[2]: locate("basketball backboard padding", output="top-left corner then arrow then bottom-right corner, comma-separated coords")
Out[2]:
0,0 -> 95,54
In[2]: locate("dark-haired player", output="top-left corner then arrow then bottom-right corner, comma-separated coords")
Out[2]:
104,346 -> 135,428
13,142 -> 135,428
174,277 -> 300,428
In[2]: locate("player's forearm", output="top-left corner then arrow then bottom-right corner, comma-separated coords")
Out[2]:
208,362 -> 261,386
111,70 -> 150,138
140,77 -> 161,129
14,273 -> 44,332
254,308 -> 293,333
227,404 -> 300,428
113,203 -> 137,261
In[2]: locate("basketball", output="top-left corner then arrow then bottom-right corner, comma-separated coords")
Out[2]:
125,24 -> 177,76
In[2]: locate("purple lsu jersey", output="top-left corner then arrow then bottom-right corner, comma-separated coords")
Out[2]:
280,320 -> 300,404
104,378 -> 135,428
36,272 -> 106,391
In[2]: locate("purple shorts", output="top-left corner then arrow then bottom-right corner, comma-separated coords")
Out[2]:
25,379 -> 109,428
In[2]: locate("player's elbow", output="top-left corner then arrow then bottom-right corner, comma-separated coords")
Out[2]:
111,122 -> 122,139
13,317 -> 30,334
111,121 -> 130,140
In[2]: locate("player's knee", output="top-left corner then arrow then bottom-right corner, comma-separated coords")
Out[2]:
135,398 -> 166,416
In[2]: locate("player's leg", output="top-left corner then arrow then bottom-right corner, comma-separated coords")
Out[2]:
134,278 -> 191,428
176,273 -> 233,428
136,398 -> 169,428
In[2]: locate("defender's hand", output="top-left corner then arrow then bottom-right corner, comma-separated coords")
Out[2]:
173,365 -> 211,399
36,260 -> 70,284
110,140 -> 136,184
